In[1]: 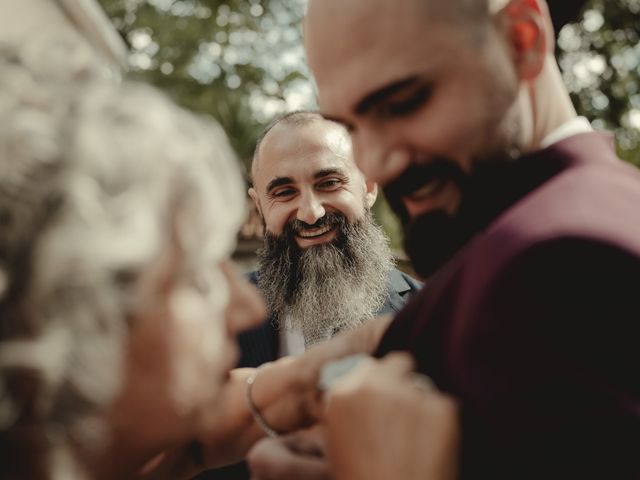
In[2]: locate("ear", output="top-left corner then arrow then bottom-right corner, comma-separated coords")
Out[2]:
248,187 -> 262,217
364,179 -> 378,208
502,0 -> 548,81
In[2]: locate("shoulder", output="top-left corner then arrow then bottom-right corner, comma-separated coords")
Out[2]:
478,158 -> 640,270
496,236 -> 640,293
377,268 -> 422,316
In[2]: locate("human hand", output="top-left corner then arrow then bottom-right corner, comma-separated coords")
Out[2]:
136,315 -> 396,478
247,425 -> 332,480
193,315 -> 396,469
323,353 -> 460,480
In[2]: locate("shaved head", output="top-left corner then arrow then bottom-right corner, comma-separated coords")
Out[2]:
417,0 -> 490,23
251,111 -> 351,181
305,0 -> 492,44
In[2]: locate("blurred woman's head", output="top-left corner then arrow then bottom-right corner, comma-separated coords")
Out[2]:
0,34 -> 264,479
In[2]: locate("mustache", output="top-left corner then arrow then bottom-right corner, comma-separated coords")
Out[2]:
383,157 -> 468,220
283,212 -> 346,238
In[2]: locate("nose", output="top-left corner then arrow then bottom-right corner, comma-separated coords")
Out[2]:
220,260 -> 266,336
296,190 -> 326,225
352,133 -> 411,186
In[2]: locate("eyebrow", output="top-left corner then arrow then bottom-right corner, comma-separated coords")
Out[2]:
314,168 -> 348,180
266,176 -> 294,194
354,75 -> 421,115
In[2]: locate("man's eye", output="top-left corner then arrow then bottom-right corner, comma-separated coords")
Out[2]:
384,86 -> 431,117
273,188 -> 295,198
318,179 -> 341,190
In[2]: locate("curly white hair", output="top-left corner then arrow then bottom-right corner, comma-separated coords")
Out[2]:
0,33 -> 245,478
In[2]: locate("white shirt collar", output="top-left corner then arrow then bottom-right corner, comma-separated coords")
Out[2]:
539,116 -> 593,150
279,319 -> 306,356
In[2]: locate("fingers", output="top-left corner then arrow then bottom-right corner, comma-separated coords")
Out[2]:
247,429 -> 331,480
245,354 -> 459,480
375,351 -> 416,376
321,354 -> 460,480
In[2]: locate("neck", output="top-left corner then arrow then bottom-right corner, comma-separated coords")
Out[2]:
83,416 -> 175,480
520,54 -> 577,152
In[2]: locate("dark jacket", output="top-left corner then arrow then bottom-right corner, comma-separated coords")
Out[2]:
377,132 -> 640,480
236,267 -> 422,368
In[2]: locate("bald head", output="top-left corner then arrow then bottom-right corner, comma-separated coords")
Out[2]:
305,0 -> 491,45
417,0 -> 490,24
251,111 -> 352,181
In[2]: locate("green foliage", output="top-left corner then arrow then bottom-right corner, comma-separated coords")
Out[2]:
558,0 -> 640,165
98,0 -> 313,168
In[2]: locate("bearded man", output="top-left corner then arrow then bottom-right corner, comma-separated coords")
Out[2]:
194,111 -> 420,480
240,111 -> 420,362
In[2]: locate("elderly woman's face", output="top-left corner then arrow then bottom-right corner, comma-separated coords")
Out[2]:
110,255 -> 265,450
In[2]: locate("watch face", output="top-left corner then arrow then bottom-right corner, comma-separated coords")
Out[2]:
318,354 -> 370,392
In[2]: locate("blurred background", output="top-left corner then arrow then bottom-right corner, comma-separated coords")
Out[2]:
96,0 -> 640,267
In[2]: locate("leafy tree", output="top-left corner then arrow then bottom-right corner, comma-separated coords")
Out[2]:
98,0 -> 312,168
558,0 -> 640,165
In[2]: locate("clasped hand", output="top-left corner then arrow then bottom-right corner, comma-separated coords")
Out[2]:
248,353 -> 460,480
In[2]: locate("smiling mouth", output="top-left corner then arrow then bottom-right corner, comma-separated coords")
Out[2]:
384,159 -> 468,220
406,178 -> 447,202
400,177 -> 464,219
297,224 -> 337,239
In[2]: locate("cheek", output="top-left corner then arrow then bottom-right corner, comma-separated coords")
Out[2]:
423,89 -> 482,146
329,190 -> 367,221
263,204 -> 294,234
405,82 -> 506,169
166,288 -> 229,416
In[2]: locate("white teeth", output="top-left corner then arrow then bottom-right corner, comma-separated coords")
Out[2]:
409,179 -> 443,200
298,224 -> 334,238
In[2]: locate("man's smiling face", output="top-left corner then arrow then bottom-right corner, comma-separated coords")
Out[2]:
250,117 -> 376,249
305,0 -> 528,275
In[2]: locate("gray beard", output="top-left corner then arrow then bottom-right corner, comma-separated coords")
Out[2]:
256,211 -> 394,347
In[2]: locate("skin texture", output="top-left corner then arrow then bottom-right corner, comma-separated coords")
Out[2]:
323,354 -> 459,480
247,426 -> 331,480
100,232 -> 266,478
248,355 -> 460,480
249,119 -> 377,248
140,315 -> 394,480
